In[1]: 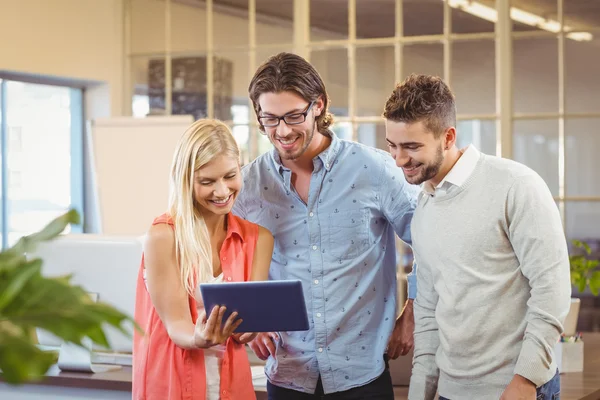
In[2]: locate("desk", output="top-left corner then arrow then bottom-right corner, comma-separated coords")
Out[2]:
561,332 -> 600,400
0,365 -> 131,400
2,333 -> 599,400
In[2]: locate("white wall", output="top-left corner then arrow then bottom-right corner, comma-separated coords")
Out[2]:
0,0 -> 125,118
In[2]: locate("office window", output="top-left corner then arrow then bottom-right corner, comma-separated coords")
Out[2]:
456,120 -> 496,156
0,79 -> 84,248
126,0 -> 600,326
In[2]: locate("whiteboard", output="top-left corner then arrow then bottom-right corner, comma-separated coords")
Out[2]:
88,115 -> 194,235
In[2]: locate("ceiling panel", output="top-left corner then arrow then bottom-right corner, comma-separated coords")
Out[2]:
207,0 -> 600,38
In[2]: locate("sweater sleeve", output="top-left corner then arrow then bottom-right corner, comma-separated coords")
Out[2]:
408,254 -> 440,400
507,173 -> 571,386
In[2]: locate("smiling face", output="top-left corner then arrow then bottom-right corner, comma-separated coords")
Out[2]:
257,91 -> 323,161
382,74 -> 458,186
385,120 -> 448,185
193,154 -> 242,216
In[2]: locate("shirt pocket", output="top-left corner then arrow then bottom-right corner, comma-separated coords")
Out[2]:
328,208 -> 370,260
344,335 -> 376,381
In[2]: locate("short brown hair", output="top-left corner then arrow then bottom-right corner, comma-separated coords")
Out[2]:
248,52 -> 334,132
383,74 -> 456,137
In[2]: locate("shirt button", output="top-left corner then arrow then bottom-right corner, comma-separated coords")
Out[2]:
326,163 -> 330,169
318,347 -> 323,352
312,245 -> 317,250
314,279 -> 319,284
222,390 -> 227,395
316,313 -> 322,318
309,212 -> 314,217
227,277 -> 232,281
222,256 -> 226,261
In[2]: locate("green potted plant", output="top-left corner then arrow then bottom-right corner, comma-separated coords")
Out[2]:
564,239 -> 600,336
0,209 -> 137,385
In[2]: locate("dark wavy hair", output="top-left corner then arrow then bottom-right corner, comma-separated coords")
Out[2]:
249,52 -> 334,132
383,74 -> 456,137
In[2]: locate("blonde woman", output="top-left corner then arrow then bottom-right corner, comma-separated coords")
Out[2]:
133,119 -> 274,400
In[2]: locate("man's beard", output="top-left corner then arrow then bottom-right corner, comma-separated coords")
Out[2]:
278,122 -> 316,161
410,145 -> 444,185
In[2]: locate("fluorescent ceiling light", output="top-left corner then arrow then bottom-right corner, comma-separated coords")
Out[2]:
448,0 -> 497,22
446,0 -> 593,42
567,32 -> 593,41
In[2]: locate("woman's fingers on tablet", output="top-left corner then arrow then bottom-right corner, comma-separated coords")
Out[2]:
214,306 -> 227,335
221,311 -> 240,337
204,305 -> 220,333
230,318 -> 243,336
193,309 -> 208,348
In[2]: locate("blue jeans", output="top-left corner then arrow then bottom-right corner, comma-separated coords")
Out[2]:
535,370 -> 561,400
267,356 -> 394,400
439,370 -> 560,400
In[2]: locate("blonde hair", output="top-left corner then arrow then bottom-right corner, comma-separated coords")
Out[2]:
168,119 -> 240,296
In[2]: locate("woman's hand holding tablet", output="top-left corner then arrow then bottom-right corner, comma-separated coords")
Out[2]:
193,305 -> 242,348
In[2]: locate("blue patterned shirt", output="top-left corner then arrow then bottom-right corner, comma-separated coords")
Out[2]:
232,132 -> 419,394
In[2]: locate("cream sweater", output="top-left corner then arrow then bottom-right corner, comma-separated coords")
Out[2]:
408,154 -> 571,400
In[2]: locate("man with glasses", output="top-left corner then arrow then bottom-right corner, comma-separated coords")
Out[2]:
232,52 -> 419,399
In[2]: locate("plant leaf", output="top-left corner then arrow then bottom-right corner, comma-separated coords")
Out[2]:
0,259 -> 42,311
589,271 -> 600,296
0,210 -> 143,384
2,274 -> 136,349
24,209 -> 81,244
0,327 -> 57,384
0,209 -> 80,272
578,277 -> 587,293
570,271 -> 581,287
570,255 -> 585,272
571,239 -> 592,255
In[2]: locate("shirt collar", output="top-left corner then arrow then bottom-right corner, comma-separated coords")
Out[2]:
269,129 -> 340,173
423,144 -> 480,195
225,213 -> 245,243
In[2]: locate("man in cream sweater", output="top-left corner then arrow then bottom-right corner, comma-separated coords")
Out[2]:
382,74 -> 571,400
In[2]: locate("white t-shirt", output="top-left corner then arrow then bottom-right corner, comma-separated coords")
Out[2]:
195,273 -> 226,400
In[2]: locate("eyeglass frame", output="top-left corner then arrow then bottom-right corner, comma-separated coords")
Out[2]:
258,101 -> 315,128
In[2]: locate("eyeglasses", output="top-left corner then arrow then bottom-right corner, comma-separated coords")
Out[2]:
258,101 -> 315,128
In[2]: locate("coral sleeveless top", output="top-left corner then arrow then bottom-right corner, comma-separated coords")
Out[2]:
132,213 -> 259,400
